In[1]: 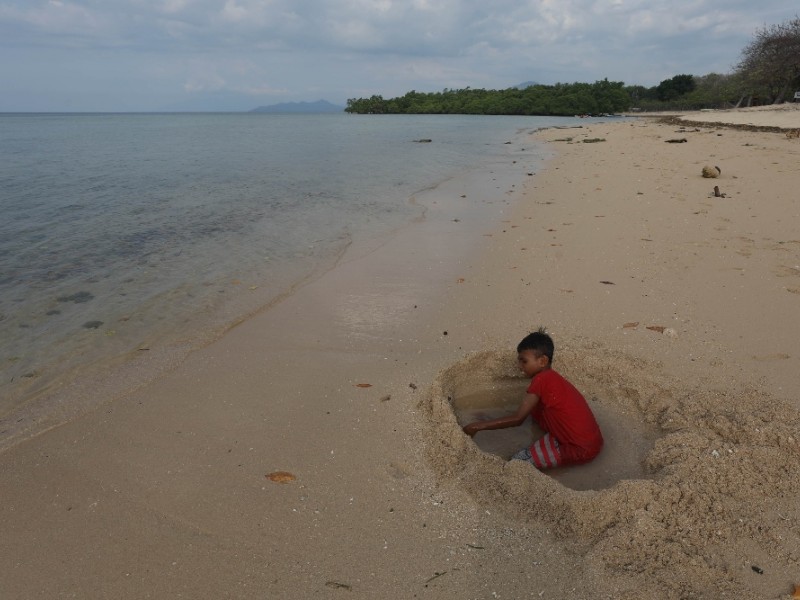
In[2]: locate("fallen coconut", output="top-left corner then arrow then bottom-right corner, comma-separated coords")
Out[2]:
702,165 -> 721,178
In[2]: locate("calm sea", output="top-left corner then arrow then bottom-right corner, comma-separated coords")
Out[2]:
0,112 -> 593,440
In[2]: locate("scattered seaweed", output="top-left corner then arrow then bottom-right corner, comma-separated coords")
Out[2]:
57,291 -> 94,304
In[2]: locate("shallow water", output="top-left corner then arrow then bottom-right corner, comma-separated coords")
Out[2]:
454,379 -> 532,459
1,112 -> 617,446
453,382 -> 659,490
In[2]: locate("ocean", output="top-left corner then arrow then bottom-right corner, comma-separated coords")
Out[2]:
0,112 -> 596,444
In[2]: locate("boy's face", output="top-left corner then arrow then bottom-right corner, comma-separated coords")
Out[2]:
517,349 -> 549,378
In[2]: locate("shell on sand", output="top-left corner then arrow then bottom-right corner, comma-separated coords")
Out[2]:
702,165 -> 721,178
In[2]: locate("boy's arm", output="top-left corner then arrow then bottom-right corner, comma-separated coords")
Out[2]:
462,393 -> 540,437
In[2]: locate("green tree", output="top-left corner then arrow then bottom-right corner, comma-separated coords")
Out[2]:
736,16 -> 800,104
656,74 -> 696,101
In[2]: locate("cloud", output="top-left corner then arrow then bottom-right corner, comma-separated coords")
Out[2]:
0,0 -> 798,110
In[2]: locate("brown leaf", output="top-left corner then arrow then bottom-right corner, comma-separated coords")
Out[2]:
623,322 -> 639,329
355,383 -> 373,388
646,325 -> 666,333
266,471 -> 296,483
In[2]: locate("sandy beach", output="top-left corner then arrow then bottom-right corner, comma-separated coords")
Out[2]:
2,106 -> 800,600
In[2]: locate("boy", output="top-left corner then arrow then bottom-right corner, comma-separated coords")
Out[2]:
462,329 -> 603,469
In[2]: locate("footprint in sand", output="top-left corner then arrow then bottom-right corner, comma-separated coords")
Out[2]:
774,264 -> 800,278
387,461 -> 412,480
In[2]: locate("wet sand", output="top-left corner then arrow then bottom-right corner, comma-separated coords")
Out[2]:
2,107 -> 800,600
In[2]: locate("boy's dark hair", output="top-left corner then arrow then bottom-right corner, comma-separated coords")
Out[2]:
517,327 -> 554,363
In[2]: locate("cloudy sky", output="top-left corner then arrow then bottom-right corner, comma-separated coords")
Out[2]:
0,0 -> 796,112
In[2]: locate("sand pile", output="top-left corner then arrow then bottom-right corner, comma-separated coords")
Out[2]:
421,339 -> 800,599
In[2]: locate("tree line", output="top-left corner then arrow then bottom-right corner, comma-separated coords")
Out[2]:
345,80 -> 630,116
345,15 -> 800,115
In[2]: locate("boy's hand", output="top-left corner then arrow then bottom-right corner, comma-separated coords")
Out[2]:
462,422 -> 480,437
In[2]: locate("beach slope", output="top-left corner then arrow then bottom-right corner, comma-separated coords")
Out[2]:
2,109 -> 799,599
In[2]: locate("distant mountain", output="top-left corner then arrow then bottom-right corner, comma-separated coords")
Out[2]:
250,99 -> 344,114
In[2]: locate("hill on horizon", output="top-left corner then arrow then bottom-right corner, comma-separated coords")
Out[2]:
250,99 -> 344,114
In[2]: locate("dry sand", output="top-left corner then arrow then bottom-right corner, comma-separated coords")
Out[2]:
2,108 -> 800,600
676,102 -> 800,130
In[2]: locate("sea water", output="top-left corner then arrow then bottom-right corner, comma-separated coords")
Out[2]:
0,112 -> 598,443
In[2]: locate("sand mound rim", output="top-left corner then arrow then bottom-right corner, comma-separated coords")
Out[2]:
420,339 -> 800,599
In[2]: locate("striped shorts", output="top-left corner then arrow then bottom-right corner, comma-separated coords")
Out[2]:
511,433 -> 562,469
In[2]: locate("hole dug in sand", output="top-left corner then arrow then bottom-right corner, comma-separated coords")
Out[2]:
421,341 -> 800,599
453,378 -> 658,491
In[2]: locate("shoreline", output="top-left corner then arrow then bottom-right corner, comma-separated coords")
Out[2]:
2,112 -> 799,599
0,121 -> 546,453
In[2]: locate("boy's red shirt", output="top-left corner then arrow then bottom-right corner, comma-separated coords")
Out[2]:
528,368 -> 604,464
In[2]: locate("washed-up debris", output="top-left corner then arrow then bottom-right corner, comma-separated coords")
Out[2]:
646,326 -> 679,338
424,571 -> 447,585
713,186 -> 727,198
582,138 -> 606,143
354,383 -> 373,388
325,581 -> 352,590
266,471 -> 296,483
702,165 -> 721,178
623,322 -> 639,329
665,138 -> 688,143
